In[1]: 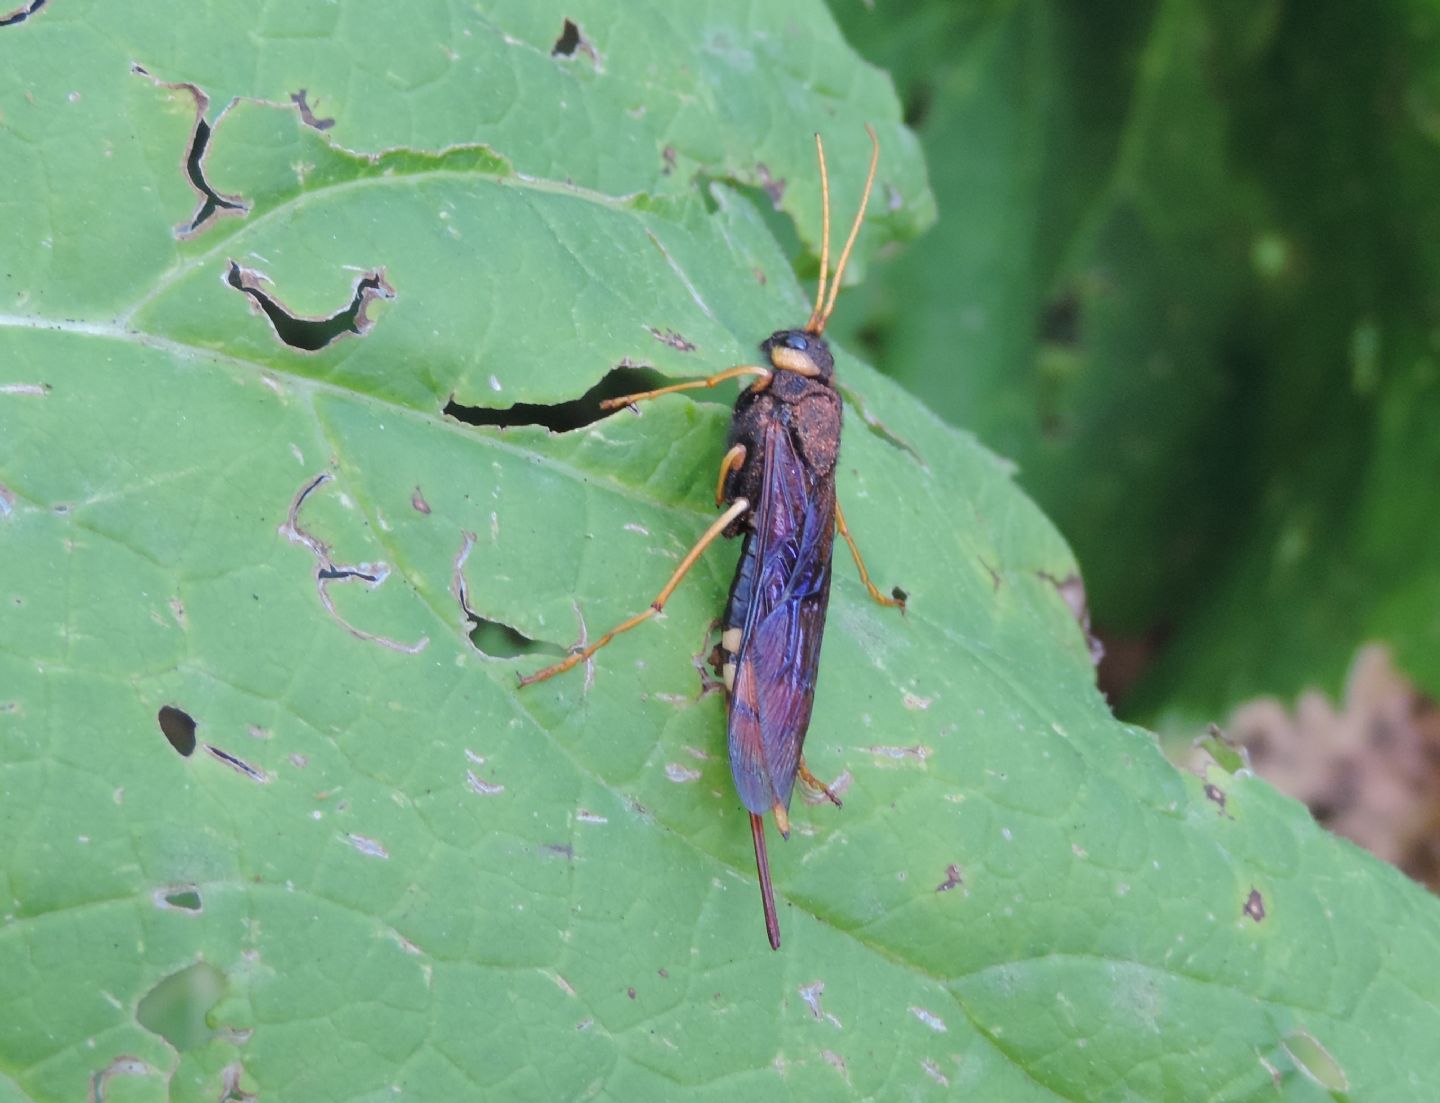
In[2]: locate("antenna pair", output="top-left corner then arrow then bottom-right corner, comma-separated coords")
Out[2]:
805,124 -> 880,336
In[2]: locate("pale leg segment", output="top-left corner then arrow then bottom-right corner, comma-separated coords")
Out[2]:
715,444 -> 747,507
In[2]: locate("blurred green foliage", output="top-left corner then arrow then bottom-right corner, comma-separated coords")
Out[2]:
831,0 -> 1440,727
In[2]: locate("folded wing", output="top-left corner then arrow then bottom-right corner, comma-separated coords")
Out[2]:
728,419 -> 837,816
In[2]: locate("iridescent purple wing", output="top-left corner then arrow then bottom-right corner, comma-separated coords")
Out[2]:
728,420 -> 837,817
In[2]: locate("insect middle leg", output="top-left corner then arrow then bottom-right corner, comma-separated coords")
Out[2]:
834,501 -> 907,611
518,496 -> 751,687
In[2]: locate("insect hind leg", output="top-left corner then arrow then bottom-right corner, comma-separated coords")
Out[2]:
518,497 -> 750,688
797,757 -> 844,808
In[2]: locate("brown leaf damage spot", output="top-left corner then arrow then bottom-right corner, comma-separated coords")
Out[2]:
289,89 -> 334,130
1039,571 -> 1104,666
647,326 -> 696,352
226,261 -> 393,352
935,864 -> 963,893
411,487 -> 432,514
1204,782 -> 1228,814
157,705 -> 197,757
279,473 -> 429,654
0,0 -> 47,27
755,163 -> 786,208
204,744 -> 269,783
1243,887 -> 1266,922
131,65 -> 249,237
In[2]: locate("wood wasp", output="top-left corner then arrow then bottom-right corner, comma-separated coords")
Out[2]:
520,126 -> 905,949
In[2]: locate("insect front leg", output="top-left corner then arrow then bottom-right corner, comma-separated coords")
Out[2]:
517,496 -> 751,688
834,500 -> 907,611
600,365 -> 772,411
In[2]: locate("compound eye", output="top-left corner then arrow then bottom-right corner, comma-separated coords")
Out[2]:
782,333 -> 810,351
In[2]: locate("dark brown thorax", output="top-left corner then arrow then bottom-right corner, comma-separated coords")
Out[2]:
721,328 -> 841,531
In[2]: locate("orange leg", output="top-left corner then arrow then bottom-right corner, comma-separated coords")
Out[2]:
600,365 -> 771,411
518,496 -> 750,687
714,444 -> 746,507
835,501 -> 906,611
797,758 -> 843,808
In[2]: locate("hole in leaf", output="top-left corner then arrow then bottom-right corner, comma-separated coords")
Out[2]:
467,615 -> 565,660
160,887 -> 203,912
551,18 -> 581,56
0,0 -> 46,28
157,706 -> 197,757
130,66 -> 248,237
225,262 -> 394,351
135,961 -> 227,1052
181,119 -> 246,235
444,364 -> 668,433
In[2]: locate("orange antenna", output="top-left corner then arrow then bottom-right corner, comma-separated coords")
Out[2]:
805,132 -> 832,334
812,123 -> 880,335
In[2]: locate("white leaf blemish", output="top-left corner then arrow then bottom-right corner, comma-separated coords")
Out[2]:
346,833 -> 389,859
467,770 -> 505,796
909,1006 -> 948,1032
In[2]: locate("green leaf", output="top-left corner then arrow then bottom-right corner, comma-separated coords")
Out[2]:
3,2 -> 1439,1101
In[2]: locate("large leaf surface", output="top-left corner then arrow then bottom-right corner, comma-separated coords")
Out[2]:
2,2 -> 1438,1100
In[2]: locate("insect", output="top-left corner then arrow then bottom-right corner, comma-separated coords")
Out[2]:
519,126 -> 905,949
